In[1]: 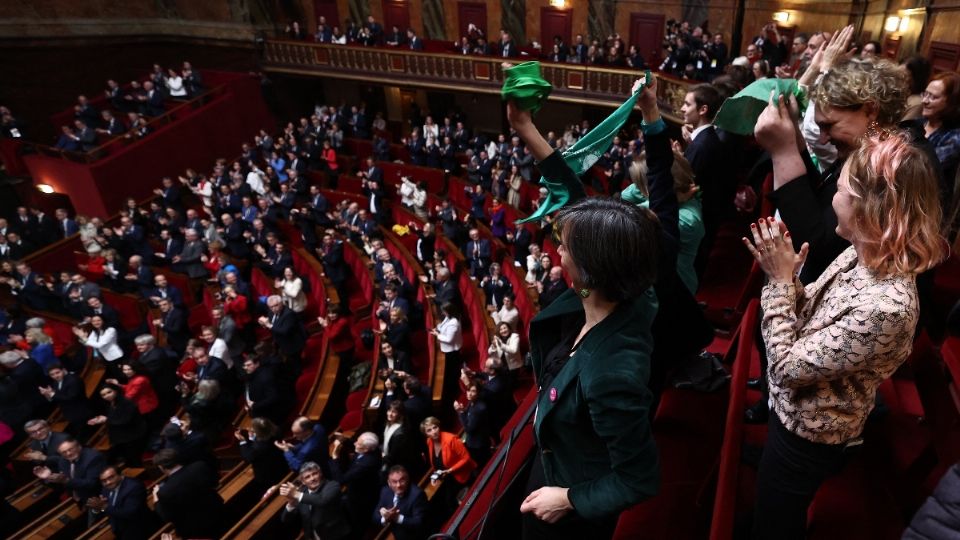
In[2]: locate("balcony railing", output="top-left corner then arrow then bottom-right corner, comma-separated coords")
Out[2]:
260,40 -> 693,123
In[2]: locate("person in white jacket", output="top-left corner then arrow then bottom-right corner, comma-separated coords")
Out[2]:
277,267 -> 307,313
74,315 -> 124,371
488,322 -> 522,371
432,302 -> 463,399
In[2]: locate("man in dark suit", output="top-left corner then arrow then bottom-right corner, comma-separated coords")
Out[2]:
373,466 -> 427,540
172,229 -> 207,279
359,157 -> 383,184
499,31 -> 519,58
84,296 -> 122,333
1,351 -> 48,421
465,228 -> 492,279
331,432 -> 382,532
124,255 -> 154,296
40,364 -> 95,439
481,263 -> 513,309
88,466 -> 158,540
153,177 -> 182,211
259,296 -> 306,366
428,267 -> 461,309
146,274 -> 184,308
193,348 -> 228,386
412,222 -> 435,265
73,119 -> 98,152
11,261 -> 48,310
537,266 -> 569,308
96,110 -> 126,137
318,233 -> 348,301
139,81 -> 165,116
506,226 -> 532,263
680,84 -> 729,276
405,131 -> 426,166
152,449 -> 225,539
133,334 -> 178,416
55,208 -> 79,238
33,438 -> 107,503
220,213 -> 250,259
280,461 -> 351,540
242,356 -> 288,425
407,29 -> 423,50
23,419 -> 70,469
31,209 -> 59,245
153,298 -> 189,355
153,229 -> 183,268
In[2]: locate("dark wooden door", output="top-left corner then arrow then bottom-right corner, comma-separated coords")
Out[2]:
313,0 -> 340,28
629,13 -> 665,68
540,7 -> 572,52
458,2 -> 487,38
382,0 -> 411,32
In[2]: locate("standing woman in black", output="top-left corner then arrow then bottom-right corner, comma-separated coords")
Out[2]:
508,75 -> 663,539
89,383 -> 147,466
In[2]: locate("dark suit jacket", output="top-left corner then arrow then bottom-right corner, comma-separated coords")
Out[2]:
155,461 -> 224,538
28,431 -> 71,469
161,307 -> 190,353
104,397 -> 146,444
196,356 -> 228,386
56,447 -> 107,501
531,289 -> 659,520
238,437 -> 288,491
270,308 -> 306,356
684,127 -> 731,231
538,278 -> 569,308
459,400 -> 491,450
147,285 -> 184,308
331,451 -> 382,524
177,240 -> 206,278
103,476 -> 157,540
246,366 -> 287,424
282,480 -> 351,540
372,485 -> 427,540
433,278 -> 461,308
466,239 -> 492,275
49,373 -> 94,427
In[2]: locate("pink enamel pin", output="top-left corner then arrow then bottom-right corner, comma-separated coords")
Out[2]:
549,388 -> 558,402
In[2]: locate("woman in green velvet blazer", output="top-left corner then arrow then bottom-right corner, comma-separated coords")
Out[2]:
509,76 -> 664,539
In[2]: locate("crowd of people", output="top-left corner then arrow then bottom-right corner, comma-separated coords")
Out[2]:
52,61 -> 205,153
4,12 -> 960,540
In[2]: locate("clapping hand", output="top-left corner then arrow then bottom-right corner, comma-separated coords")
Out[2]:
742,217 -> 809,284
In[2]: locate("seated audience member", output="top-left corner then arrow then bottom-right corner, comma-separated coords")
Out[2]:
280,461 -> 351,540
420,416 -> 476,515
277,416 -> 330,474
87,465 -> 158,539
152,448 -> 225,539
330,431 -> 383,531
381,401 -> 425,480
236,417 -> 289,495
39,363 -> 95,438
33,437 -> 107,503
23,419 -> 70,468
374,465 -> 428,540
88,384 -> 147,466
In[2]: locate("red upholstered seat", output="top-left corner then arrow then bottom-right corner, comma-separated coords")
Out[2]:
339,410 -> 363,433
345,390 -> 367,411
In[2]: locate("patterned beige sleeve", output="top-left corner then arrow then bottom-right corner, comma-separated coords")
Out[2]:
762,288 -> 915,390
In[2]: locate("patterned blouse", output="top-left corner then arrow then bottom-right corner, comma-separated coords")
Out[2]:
760,247 -> 918,445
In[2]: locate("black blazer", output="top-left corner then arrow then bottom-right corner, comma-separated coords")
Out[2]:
196,357 -> 228,386
56,447 -> 107,500
49,373 -> 95,427
282,479 -> 351,540
161,307 -> 190,353
238,437 -> 288,491
28,431 -> 71,469
372,485 -> 428,540
155,461 -> 225,538
459,400 -> 491,450
103,476 -> 158,540
104,396 -> 146,444
684,127 -> 732,229
246,366 -> 287,424
331,451 -> 382,523
377,351 -> 412,375
270,308 -> 306,356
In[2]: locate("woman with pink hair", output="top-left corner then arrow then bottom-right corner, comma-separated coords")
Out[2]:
743,131 -> 946,539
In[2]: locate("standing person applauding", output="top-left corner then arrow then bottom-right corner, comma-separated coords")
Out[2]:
742,131 -> 945,539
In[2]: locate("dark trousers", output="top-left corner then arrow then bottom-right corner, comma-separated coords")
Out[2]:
752,414 -> 846,540
522,454 -> 618,540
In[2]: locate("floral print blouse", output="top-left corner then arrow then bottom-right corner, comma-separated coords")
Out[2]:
761,246 -> 918,445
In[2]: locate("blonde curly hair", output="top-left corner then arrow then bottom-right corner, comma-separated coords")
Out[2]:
814,57 -> 908,126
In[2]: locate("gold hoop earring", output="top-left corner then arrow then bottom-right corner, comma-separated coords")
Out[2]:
578,288 -> 590,298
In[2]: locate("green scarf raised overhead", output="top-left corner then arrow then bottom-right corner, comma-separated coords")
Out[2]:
504,63 -> 646,224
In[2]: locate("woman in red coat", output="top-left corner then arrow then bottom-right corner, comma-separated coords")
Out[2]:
421,416 -> 476,517
107,361 -> 160,428
318,304 -> 354,364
